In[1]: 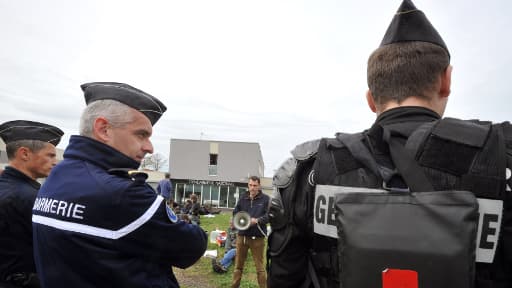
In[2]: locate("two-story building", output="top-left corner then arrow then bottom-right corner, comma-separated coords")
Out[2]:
169,139 -> 268,208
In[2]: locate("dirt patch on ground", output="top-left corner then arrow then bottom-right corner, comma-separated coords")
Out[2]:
174,267 -> 218,288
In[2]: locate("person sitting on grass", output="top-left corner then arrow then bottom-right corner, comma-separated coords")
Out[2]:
189,194 -> 201,225
212,219 -> 237,274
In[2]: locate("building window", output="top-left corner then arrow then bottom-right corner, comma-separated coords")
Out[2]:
209,153 -> 218,176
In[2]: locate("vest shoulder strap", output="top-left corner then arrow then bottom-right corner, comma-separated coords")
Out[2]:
314,133 -> 385,188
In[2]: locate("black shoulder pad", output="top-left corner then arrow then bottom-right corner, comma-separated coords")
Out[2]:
108,168 -> 148,182
273,158 -> 297,189
274,139 -> 320,189
291,139 -> 321,161
435,118 -> 491,147
326,137 -> 344,149
502,121 -> 512,144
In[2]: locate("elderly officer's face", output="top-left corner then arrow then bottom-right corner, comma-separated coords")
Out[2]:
26,142 -> 57,179
108,109 -> 154,163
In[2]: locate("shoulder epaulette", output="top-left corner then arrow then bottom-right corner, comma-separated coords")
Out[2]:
108,168 -> 148,183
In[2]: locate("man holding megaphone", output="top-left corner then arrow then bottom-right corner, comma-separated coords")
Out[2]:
231,175 -> 270,288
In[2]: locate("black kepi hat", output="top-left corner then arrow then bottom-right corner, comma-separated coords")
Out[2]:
380,0 -> 449,57
81,82 -> 167,125
0,120 -> 64,146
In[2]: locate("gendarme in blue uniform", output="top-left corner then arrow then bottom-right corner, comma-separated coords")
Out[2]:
0,167 -> 40,281
32,135 -> 207,288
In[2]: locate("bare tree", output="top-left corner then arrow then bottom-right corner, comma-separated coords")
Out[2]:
151,153 -> 168,171
140,153 -> 168,171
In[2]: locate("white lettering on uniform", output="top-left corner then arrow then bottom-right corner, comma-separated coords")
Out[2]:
33,197 -> 86,220
312,186 -> 504,264
33,198 -> 40,210
72,204 -> 86,219
56,201 -> 67,216
50,199 -> 58,213
476,198 -> 503,263
313,185 -> 386,238
43,198 -> 52,213
506,168 -> 511,191
66,203 -> 74,218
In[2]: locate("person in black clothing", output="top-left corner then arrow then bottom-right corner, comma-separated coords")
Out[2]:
232,175 -> 269,288
182,199 -> 192,214
267,1 -> 512,287
189,193 -> 201,225
0,120 -> 63,288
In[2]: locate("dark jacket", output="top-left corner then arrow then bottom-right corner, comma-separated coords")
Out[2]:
0,167 -> 40,280
32,136 -> 207,288
234,191 -> 270,238
268,107 -> 512,288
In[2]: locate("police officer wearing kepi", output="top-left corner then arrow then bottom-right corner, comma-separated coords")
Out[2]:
32,82 -> 208,288
0,120 -> 63,288
268,1 -> 512,287
232,175 -> 269,288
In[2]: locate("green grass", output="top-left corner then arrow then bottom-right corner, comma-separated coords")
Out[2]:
179,211 -> 263,288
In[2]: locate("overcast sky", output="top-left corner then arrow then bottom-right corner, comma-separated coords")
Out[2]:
1,0 -> 511,177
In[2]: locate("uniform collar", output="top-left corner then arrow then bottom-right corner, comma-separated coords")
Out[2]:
369,106 -> 440,137
1,166 -> 41,189
366,106 -> 440,158
64,135 -> 140,171
376,106 -> 440,126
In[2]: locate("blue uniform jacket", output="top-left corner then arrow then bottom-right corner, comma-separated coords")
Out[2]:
0,167 -> 40,280
233,191 -> 270,238
32,136 -> 207,288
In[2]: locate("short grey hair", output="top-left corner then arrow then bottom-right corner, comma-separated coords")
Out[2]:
79,100 -> 135,137
6,140 -> 48,160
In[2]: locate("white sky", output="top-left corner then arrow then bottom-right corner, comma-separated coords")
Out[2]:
1,0 -> 511,177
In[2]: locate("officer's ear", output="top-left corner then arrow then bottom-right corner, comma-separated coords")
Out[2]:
366,90 -> 377,113
92,117 -> 111,143
439,65 -> 452,99
16,146 -> 31,161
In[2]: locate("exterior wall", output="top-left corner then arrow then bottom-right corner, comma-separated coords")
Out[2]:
168,139 -> 267,209
260,176 -> 273,197
144,170 -> 166,191
169,139 -> 264,182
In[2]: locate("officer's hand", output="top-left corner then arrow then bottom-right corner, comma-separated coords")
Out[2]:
250,218 -> 258,226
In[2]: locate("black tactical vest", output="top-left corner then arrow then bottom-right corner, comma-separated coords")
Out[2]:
310,118 -> 510,288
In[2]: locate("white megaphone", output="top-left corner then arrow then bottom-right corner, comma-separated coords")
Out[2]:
233,211 -> 251,231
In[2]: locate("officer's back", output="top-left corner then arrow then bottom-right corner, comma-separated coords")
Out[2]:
267,1 -> 512,287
